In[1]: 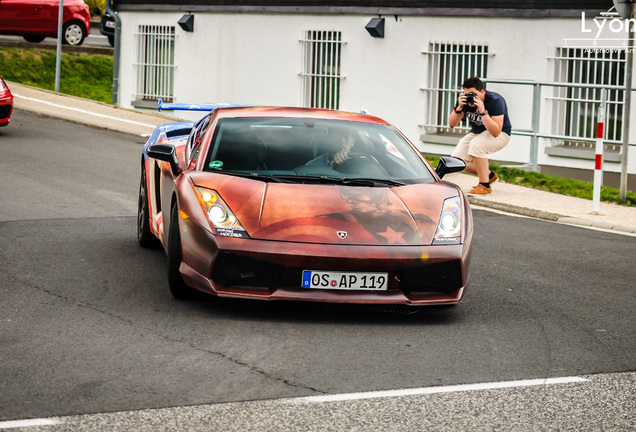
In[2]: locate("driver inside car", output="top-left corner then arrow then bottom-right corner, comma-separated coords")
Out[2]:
306,127 -> 357,169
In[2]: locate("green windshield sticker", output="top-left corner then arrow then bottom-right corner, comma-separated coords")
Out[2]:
209,160 -> 223,169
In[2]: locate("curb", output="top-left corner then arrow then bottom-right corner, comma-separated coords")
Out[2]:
467,197 -> 564,221
468,196 -> 636,234
0,37 -> 113,56
555,217 -> 636,234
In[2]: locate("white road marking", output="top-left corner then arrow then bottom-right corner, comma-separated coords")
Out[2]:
0,376 -> 590,428
13,93 -> 158,129
293,376 -> 589,403
0,419 -> 59,429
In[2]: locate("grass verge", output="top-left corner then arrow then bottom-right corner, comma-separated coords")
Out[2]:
0,47 -> 113,103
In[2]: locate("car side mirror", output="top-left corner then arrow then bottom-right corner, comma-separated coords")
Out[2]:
146,144 -> 182,176
435,156 -> 466,179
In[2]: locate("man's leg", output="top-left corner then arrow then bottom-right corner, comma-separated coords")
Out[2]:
462,160 -> 481,177
451,134 -> 475,168
469,157 -> 490,183
467,131 -> 510,185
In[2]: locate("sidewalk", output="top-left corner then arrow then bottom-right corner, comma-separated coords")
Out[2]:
8,81 -> 636,235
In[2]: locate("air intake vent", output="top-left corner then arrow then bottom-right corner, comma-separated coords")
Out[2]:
211,252 -> 284,289
398,260 -> 463,294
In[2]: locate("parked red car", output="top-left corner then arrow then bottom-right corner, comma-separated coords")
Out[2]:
0,0 -> 91,46
0,78 -> 13,127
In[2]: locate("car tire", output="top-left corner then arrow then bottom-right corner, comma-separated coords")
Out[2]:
167,203 -> 194,299
137,165 -> 159,248
62,20 -> 86,45
107,35 -> 114,47
23,35 -> 45,43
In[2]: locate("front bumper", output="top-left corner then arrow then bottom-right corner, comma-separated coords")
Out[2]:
179,216 -> 472,306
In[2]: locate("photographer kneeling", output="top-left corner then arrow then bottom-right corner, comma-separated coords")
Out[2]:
448,76 -> 511,195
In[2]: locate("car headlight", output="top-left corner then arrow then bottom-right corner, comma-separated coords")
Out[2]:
433,196 -> 461,245
195,187 -> 249,238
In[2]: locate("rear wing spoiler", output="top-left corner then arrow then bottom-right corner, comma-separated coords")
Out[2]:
158,99 -> 257,112
157,99 -> 372,115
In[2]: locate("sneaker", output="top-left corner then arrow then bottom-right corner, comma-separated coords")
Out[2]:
489,172 -> 499,184
468,184 -> 492,195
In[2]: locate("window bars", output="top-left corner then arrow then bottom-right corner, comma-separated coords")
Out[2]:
134,25 -> 176,102
550,47 -> 625,147
300,30 -> 343,110
422,42 -> 489,134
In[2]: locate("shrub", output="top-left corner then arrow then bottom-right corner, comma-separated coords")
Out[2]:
84,0 -> 105,17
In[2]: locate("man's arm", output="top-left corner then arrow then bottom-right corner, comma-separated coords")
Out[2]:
474,97 -> 504,137
448,93 -> 466,128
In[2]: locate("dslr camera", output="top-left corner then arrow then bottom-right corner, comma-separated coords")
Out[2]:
464,92 -> 477,104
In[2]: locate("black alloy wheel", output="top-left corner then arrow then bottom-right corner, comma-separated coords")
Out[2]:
167,203 -> 194,299
137,166 -> 159,248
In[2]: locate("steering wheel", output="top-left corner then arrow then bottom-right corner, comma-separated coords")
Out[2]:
337,152 -> 387,177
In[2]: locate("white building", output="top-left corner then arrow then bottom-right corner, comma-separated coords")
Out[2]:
110,0 -> 634,190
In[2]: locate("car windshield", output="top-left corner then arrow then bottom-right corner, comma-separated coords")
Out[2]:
203,117 -> 435,185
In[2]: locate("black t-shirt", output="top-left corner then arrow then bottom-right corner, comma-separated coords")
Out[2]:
456,91 -> 512,136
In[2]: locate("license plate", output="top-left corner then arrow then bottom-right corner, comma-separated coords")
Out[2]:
302,270 -> 388,291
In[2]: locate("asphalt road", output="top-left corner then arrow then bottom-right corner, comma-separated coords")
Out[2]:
0,110 -> 634,430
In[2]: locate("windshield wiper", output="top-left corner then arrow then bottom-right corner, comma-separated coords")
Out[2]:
212,171 -> 344,184
270,175 -> 406,186
341,177 -> 406,187
269,175 -> 345,184
211,171 -> 406,186
271,175 -> 406,186
212,171 -> 295,183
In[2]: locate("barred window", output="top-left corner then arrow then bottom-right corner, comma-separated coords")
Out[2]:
423,42 -> 489,133
300,30 -> 343,110
551,47 -> 625,144
134,25 -> 175,102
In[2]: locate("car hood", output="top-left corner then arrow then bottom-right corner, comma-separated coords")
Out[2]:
189,174 -> 463,246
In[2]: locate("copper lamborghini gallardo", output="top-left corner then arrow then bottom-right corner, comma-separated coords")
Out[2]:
139,103 -> 472,307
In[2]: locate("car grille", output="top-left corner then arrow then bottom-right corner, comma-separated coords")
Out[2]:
211,252 -> 284,290
0,105 -> 10,119
398,260 -> 463,295
211,253 -> 463,296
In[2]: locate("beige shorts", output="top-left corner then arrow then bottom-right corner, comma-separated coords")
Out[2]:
451,131 -> 510,164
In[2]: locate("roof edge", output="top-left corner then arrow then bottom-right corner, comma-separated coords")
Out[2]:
115,5 -> 605,18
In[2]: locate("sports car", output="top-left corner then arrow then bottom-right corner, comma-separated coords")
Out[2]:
0,77 -> 13,127
139,103 -> 473,306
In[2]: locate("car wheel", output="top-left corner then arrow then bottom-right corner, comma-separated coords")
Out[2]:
167,203 -> 194,299
62,21 -> 86,45
23,35 -> 45,43
137,165 -> 159,248
107,35 -> 114,47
